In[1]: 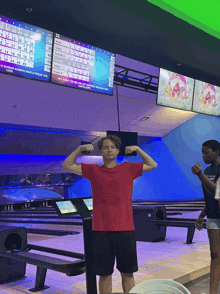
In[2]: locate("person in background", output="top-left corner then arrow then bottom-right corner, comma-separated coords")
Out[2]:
193,140 -> 220,294
44,174 -> 52,184
19,174 -> 33,186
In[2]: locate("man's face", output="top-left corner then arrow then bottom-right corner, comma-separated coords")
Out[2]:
99,139 -> 119,160
202,146 -> 218,164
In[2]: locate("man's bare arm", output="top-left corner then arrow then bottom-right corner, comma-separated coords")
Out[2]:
62,144 -> 94,175
199,206 -> 207,218
62,146 -> 83,175
192,163 -> 216,195
136,147 -> 158,172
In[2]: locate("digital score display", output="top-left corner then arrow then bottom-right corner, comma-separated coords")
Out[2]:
51,34 -> 115,95
157,68 -> 194,111
0,15 -> 53,81
83,198 -> 93,211
56,200 -> 77,215
192,80 -> 220,116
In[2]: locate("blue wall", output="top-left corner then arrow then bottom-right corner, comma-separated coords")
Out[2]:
130,137 -> 197,201
163,113 -> 220,199
69,113 -> 220,201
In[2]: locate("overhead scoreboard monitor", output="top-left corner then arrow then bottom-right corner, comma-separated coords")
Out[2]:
192,79 -> 220,116
0,14 -> 53,81
157,68 -> 195,112
51,34 -> 115,95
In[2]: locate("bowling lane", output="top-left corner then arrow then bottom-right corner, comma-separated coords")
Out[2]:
184,273 -> 210,294
0,213 -> 82,218
0,222 -> 84,234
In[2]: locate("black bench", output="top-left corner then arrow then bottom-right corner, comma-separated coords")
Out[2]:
148,219 -> 206,244
0,243 -> 86,292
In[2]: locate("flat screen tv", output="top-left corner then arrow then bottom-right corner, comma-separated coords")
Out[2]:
192,79 -> 220,116
106,131 -> 138,156
51,33 -> 115,95
157,68 -> 195,111
0,14 -> 53,81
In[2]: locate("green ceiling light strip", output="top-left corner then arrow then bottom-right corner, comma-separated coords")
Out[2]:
148,0 -> 220,39
103,0 -> 220,39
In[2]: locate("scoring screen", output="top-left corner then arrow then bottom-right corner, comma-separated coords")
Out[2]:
0,15 -> 53,81
56,200 -> 77,215
83,198 -> 93,211
51,34 -> 115,95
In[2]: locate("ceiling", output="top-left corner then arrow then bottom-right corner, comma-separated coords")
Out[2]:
147,0 -> 220,40
0,0 -> 219,174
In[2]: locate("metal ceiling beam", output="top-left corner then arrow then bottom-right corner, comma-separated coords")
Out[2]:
114,64 -> 158,93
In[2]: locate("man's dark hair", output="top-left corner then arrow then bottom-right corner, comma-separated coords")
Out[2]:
97,135 -> 121,151
202,140 -> 220,153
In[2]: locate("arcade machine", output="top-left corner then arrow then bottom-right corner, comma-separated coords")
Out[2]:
54,197 -> 97,294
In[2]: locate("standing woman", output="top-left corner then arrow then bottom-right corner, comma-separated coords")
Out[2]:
192,140 -> 220,294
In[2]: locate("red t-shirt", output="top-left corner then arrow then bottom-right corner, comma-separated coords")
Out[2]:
81,162 -> 143,231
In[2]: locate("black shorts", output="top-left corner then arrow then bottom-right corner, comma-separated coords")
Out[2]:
92,230 -> 138,276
